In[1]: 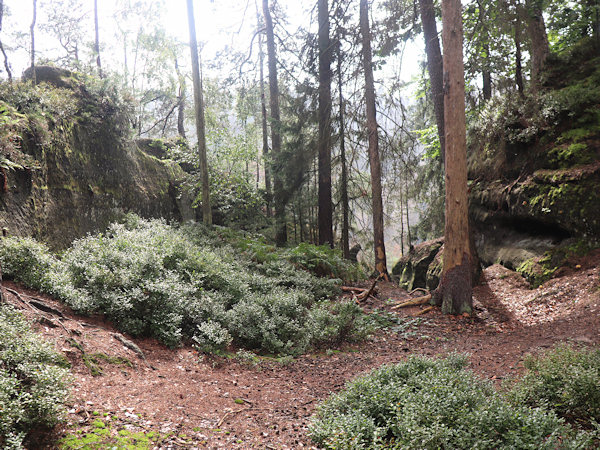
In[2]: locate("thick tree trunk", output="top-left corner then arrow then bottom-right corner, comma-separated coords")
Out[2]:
419,0 -> 445,162
186,0 -> 212,225
30,0 -> 37,84
263,0 -> 286,245
433,0 -> 473,315
0,0 -> 11,82
94,0 -> 102,78
360,0 -> 388,278
525,0 -> 549,89
257,12 -> 272,217
337,39 -> 350,259
317,0 -> 333,247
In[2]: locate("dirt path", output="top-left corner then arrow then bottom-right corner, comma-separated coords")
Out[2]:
7,251 -> 600,449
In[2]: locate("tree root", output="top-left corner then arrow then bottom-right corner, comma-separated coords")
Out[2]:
414,305 -> 434,316
390,294 -> 432,309
4,287 -> 72,335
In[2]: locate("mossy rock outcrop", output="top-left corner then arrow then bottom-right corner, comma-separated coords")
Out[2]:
0,70 -> 191,248
391,238 -> 443,291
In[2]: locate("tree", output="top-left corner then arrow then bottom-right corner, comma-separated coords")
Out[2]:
432,0 -> 472,315
263,0 -> 286,246
30,0 -> 37,84
94,0 -> 103,77
419,0 -> 445,161
317,0 -> 333,247
186,0 -> 212,225
256,2 -> 272,216
360,0 -> 388,278
525,0 -> 549,89
336,35 -> 350,259
0,0 -> 11,82
39,0 -> 86,68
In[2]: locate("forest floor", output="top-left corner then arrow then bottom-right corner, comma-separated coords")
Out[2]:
6,249 -> 600,449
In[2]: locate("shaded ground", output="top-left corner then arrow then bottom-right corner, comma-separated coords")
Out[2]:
6,250 -> 600,449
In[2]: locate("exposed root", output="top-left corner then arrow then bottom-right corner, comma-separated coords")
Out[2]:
408,287 -> 429,296
414,306 -> 434,316
5,287 -> 71,334
391,294 -> 432,309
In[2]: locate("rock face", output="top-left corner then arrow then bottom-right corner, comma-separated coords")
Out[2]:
0,69 -> 190,248
391,238 -> 443,290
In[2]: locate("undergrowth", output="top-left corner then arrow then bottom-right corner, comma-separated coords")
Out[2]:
509,344 -> 600,428
0,305 -> 70,449
310,354 -> 598,449
0,215 -> 369,354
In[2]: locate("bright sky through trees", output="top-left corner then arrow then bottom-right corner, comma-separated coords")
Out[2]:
1,0 -> 422,89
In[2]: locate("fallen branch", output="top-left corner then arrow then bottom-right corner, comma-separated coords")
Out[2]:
341,286 -> 367,293
217,407 -> 252,428
414,306 -> 434,316
357,274 -> 382,302
391,294 -> 432,309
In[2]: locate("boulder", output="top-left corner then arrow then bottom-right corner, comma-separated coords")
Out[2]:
391,238 -> 443,291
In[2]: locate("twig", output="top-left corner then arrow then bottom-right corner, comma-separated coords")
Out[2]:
391,294 -> 432,309
414,306 -> 434,316
217,407 -> 252,428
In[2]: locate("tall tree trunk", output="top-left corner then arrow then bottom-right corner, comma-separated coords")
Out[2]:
0,0 -> 11,82
318,0 -> 333,247
514,1 -> 525,96
399,187 -> 405,256
175,59 -> 186,139
93,0 -> 102,78
404,173 -> 412,247
419,0 -> 445,162
525,0 -> 549,90
257,6 -> 272,217
477,0 -> 492,100
433,0 -> 472,315
186,0 -> 212,225
263,0 -> 286,245
360,0 -> 388,278
30,0 -> 37,84
337,39 -> 350,259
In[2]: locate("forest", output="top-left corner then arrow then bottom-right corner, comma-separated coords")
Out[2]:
0,0 -> 599,448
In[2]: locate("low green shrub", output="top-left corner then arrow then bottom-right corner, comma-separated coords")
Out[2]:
509,344 -> 600,427
284,242 -> 364,281
0,237 -> 58,292
310,355 -> 594,449
0,217 -> 367,354
0,305 -> 70,449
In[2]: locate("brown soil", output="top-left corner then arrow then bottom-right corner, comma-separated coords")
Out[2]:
6,250 -> 600,449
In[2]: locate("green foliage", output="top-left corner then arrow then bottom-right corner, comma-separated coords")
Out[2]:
0,305 -> 70,449
509,345 -> 600,427
549,143 -> 594,168
0,237 -> 60,292
284,242 -> 365,281
310,355 -> 595,449
59,414 -> 165,449
0,216 -> 367,354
